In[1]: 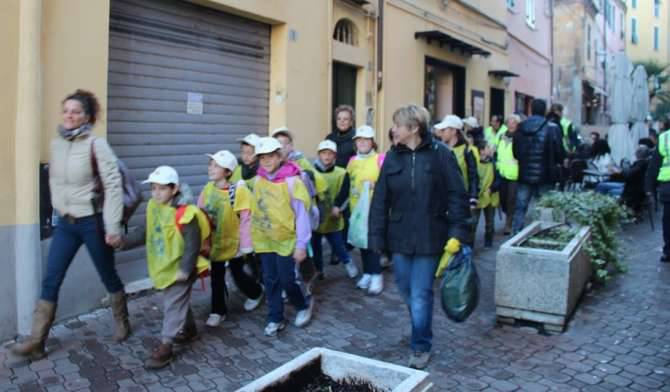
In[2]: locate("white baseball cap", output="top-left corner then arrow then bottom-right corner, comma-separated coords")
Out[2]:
237,133 -> 261,147
353,125 -> 375,140
463,116 -> 479,128
255,137 -> 282,155
206,150 -> 238,172
143,165 -> 179,185
434,115 -> 463,130
271,126 -> 293,140
317,140 -> 337,153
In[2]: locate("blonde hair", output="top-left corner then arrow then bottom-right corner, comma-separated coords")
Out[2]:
392,104 -> 431,139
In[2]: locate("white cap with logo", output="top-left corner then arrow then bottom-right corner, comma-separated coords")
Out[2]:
206,150 -> 238,171
255,137 -> 283,155
143,165 -> 180,185
434,115 -> 463,130
237,133 -> 261,147
271,126 -> 293,139
353,125 -> 375,140
317,140 -> 338,153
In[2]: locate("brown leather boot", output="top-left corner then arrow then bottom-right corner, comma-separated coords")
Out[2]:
144,343 -> 173,370
11,300 -> 56,360
110,291 -> 131,342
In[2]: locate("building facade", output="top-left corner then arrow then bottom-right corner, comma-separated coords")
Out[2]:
1,0 -> 522,341
505,0 -> 553,116
626,0 -> 669,64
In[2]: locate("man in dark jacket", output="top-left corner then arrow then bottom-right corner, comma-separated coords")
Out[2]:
646,118 -> 670,263
511,99 -> 564,233
368,104 -> 470,370
326,105 -> 357,168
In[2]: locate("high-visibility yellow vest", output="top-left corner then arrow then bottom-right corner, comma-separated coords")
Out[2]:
250,175 -> 311,256
477,160 -> 500,209
145,200 -> 211,290
495,135 -> 519,181
452,144 -> 478,190
316,167 -> 347,234
346,153 -> 383,212
658,131 -> 670,182
560,118 -> 574,153
230,165 -> 257,190
200,181 -> 253,262
485,125 -> 508,147
295,156 -> 328,197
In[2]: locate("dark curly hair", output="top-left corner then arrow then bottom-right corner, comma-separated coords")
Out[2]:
63,89 -> 100,125
591,139 -> 611,159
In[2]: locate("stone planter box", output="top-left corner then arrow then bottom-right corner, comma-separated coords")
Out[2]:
495,221 -> 591,333
237,347 -> 432,392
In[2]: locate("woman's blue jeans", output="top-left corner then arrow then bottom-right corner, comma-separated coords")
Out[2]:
392,253 -> 440,353
41,214 -> 124,302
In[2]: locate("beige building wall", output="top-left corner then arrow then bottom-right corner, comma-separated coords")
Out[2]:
626,0 -> 669,64
379,0 -> 509,145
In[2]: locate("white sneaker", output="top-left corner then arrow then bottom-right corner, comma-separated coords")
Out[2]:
294,297 -> 314,328
356,274 -> 372,290
281,290 -> 288,303
368,274 -> 384,295
344,261 -> 359,279
264,320 -> 287,337
205,313 -> 225,327
243,288 -> 264,312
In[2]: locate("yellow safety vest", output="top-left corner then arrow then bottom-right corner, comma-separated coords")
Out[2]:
316,167 -> 347,234
347,153 -> 382,212
230,165 -> 256,190
560,118 -> 573,153
658,131 -> 670,182
251,175 -> 311,256
496,135 -> 519,181
295,156 -> 328,197
200,181 -> 253,262
485,125 -> 508,147
145,200 -> 211,290
452,144 -> 477,190
477,160 -> 500,209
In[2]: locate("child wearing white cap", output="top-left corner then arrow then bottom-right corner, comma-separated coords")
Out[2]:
312,140 -> 358,280
231,133 -> 261,186
123,166 -> 212,369
250,137 -> 315,336
197,150 -> 264,328
347,126 -> 385,295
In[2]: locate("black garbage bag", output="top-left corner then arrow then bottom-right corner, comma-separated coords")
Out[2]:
440,245 -> 479,322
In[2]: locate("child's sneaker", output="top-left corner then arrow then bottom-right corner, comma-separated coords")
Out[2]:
356,274 -> 372,290
368,274 -> 384,295
295,297 -> 314,328
264,320 -> 287,337
145,343 -> 173,370
344,261 -> 359,279
243,288 -> 264,312
205,313 -> 225,327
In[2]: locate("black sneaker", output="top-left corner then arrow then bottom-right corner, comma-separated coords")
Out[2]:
661,254 -> 670,263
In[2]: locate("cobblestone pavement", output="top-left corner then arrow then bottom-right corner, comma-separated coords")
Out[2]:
2,214 -> 670,392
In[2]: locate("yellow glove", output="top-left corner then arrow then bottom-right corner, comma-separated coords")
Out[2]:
435,238 -> 461,278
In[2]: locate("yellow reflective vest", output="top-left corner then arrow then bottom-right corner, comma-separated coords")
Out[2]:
658,130 -> 670,182
199,181 -> 253,262
495,135 -> 519,181
477,159 -> 500,209
251,175 -> 311,256
145,200 -> 211,290
316,167 -> 347,234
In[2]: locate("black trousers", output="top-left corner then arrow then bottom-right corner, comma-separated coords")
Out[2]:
210,255 -> 263,316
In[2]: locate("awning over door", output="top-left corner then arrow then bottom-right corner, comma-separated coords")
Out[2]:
415,30 -> 491,57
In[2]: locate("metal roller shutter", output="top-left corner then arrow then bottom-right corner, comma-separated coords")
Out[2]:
107,0 -> 270,283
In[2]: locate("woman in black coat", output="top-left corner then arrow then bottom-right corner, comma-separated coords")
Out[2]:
368,104 -> 471,370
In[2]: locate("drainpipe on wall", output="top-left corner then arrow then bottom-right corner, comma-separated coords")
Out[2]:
550,0 -> 555,103
377,0 -> 383,92
14,0 -> 43,336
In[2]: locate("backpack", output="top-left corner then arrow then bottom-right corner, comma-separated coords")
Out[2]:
90,137 -> 143,230
175,205 -> 214,259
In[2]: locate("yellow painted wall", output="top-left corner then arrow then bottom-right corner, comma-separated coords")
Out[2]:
41,0 -> 111,161
627,1 -> 669,63
0,0 -> 19,226
380,0 -> 508,135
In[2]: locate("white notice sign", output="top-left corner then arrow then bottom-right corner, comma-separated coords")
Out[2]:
187,92 -> 203,115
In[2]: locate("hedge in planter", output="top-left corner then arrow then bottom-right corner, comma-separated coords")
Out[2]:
533,191 -> 631,282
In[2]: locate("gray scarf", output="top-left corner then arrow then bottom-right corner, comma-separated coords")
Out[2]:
58,123 -> 93,141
